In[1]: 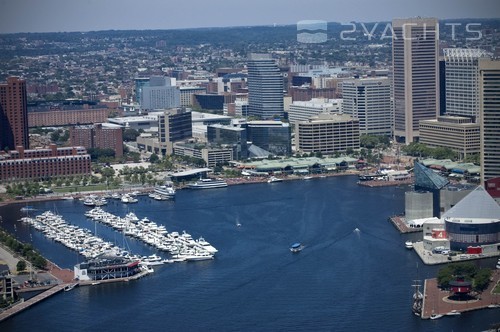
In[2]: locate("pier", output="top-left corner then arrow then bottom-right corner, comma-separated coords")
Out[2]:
0,284 -> 66,322
420,270 -> 500,319
388,215 -> 421,234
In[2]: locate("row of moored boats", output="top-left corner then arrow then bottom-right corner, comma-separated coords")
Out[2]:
19,208 -> 217,265
84,207 -> 217,262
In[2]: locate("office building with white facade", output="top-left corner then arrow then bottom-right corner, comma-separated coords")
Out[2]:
141,76 -> 180,111
295,113 -> 360,155
341,78 -> 392,136
444,48 -> 492,120
288,98 -> 343,125
419,116 -> 480,159
479,59 -> 500,184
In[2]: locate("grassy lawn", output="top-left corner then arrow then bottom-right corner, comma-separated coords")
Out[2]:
494,281 -> 500,295
52,184 -> 119,193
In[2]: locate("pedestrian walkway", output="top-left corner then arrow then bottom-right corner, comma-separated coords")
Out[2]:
0,284 -> 66,322
421,270 -> 500,319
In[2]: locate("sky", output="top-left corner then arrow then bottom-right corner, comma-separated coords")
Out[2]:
0,0 -> 499,34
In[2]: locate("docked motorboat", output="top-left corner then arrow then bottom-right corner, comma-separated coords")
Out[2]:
267,176 -> 283,183
405,241 -> 414,249
195,237 -> 218,253
64,283 -> 79,292
154,184 -> 176,198
446,310 -> 461,316
188,178 -> 228,189
430,313 -> 443,320
290,242 -> 303,253
141,254 -> 164,266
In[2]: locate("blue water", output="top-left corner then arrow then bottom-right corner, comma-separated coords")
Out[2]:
1,176 -> 499,331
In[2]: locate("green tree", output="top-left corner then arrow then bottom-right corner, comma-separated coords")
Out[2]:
149,153 -> 160,163
16,260 -> 27,272
474,269 -> 492,292
123,128 -> 140,142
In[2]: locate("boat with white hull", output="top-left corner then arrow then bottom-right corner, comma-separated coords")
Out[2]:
154,185 -> 176,198
188,178 -> 227,189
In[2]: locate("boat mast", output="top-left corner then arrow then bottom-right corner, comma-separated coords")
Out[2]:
412,263 -> 423,316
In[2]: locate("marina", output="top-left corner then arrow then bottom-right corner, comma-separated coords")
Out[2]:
1,176 -> 499,331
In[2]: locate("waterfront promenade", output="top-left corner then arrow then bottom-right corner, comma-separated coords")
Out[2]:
421,270 -> 500,319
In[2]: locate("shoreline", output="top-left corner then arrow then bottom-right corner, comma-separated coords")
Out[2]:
0,171 -> 370,208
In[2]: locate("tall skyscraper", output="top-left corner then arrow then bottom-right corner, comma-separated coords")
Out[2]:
247,53 -> 284,119
341,78 -> 393,136
444,48 -> 491,120
479,59 -> 500,184
0,77 -> 29,150
392,18 -> 439,143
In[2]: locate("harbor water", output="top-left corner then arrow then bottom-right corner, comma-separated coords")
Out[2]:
1,175 -> 499,331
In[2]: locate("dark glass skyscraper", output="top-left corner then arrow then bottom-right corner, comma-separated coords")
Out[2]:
247,53 -> 284,119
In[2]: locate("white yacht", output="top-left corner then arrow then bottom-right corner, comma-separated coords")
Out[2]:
154,184 -> 176,198
188,178 -> 227,189
195,237 -> 218,253
267,176 -> 283,183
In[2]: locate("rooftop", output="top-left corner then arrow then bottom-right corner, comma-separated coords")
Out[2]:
443,186 -> 500,222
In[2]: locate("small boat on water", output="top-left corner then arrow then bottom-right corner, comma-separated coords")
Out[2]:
290,242 -> 303,253
446,310 -> 461,316
405,241 -> 414,249
20,206 -> 37,212
430,313 -> 443,320
64,283 -> 78,292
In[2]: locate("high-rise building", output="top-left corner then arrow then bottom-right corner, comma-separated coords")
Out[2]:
288,98 -> 342,125
341,78 -> 392,136
70,123 -> 124,158
392,18 -> 439,143
419,116 -> 480,159
247,54 -> 284,119
444,48 -> 491,120
158,108 -> 192,155
134,76 -> 150,104
0,77 -> 29,150
479,59 -> 500,184
207,124 -> 248,160
141,76 -> 180,110
295,113 -> 360,155
246,121 -> 291,156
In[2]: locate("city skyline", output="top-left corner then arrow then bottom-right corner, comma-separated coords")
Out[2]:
0,0 -> 499,34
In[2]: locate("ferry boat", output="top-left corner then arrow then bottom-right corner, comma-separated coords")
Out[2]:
154,184 -> 176,198
290,242 -> 304,253
188,178 -> 228,189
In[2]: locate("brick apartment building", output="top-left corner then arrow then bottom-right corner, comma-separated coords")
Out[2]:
70,123 -> 123,157
0,77 -> 29,150
28,108 -> 113,127
0,144 -> 91,182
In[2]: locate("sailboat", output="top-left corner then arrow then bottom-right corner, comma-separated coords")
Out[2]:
412,264 -> 423,317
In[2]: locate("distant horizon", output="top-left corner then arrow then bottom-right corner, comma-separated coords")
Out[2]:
1,0 -> 499,34
1,17 -> 499,35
